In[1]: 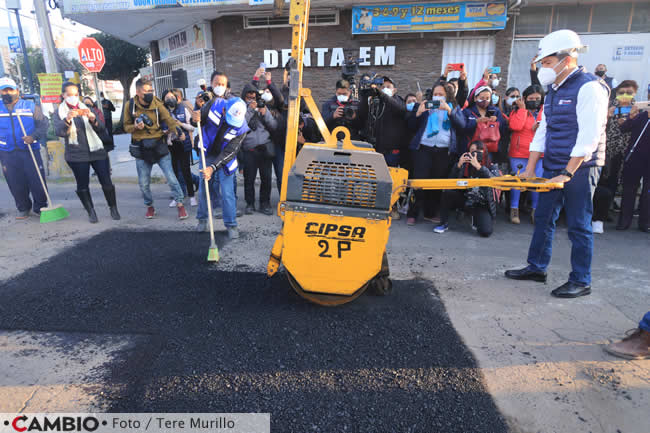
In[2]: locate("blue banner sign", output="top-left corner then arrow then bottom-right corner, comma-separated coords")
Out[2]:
352,2 -> 508,34
8,36 -> 21,53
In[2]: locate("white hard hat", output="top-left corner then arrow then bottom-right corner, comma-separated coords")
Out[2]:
534,29 -> 587,63
197,78 -> 207,87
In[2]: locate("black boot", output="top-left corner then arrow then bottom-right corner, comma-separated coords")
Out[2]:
102,185 -> 121,220
76,189 -> 98,223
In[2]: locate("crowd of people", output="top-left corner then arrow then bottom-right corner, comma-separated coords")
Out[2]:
0,28 -> 648,358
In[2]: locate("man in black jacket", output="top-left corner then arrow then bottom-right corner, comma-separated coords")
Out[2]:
359,76 -> 408,168
321,79 -> 363,140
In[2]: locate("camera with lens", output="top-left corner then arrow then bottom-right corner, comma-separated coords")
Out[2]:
473,150 -> 483,163
425,100 -> 440,110
199,92 -> 211,103
255,90 -> 266,109
360,74 -> 384,91
136,113 -> 153,127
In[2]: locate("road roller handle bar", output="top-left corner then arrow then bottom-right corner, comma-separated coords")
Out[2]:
404,176 -> 565,192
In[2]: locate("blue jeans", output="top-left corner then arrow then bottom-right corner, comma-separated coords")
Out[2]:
273,146 -> 285,193
640,312 -> 650,333
196,158 -> 222,221
527,166 -> 600,286
0,149 -> 48,212
216,168 -> 237,228
135,153 -> 184,206
510,157 -> 543,209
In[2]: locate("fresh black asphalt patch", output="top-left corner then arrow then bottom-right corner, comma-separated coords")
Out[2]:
0,229 -> 509,432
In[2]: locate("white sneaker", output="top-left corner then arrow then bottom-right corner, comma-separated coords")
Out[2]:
190,196 -> 198,207
592,220 -> 604,234
168,199 -> 177,208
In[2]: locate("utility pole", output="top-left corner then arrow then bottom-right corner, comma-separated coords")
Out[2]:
7,2 -> 35,94
33,0 -> 59,73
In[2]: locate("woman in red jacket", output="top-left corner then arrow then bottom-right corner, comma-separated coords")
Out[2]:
508,84 -> 544,224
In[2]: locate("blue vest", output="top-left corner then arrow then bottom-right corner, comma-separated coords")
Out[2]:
171,104 -> 192,151
543,69 -> 607,171
201,98 -> 249,175
0,99 -> 40,152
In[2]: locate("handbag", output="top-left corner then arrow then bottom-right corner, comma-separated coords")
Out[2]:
472,120 -> 501,153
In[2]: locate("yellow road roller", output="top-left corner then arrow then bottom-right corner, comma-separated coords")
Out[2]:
267,0 -> 562,306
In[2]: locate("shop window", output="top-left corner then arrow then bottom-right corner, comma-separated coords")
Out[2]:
516,6 -> 552,36
244,11 -> 338,29
553,6 -> 590,33
631,2 -> 650,32
591,3 -> 633,33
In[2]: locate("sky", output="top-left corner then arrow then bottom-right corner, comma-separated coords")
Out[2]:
0,0 -> 98,50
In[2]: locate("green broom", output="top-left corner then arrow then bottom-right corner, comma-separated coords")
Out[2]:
16,114 -> 69,223
196,119 -> 219,262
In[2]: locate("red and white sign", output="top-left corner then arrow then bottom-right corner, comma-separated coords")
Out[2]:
78,37 -> 105,73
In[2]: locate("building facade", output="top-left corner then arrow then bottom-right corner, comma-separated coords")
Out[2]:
62,0 -> 650,104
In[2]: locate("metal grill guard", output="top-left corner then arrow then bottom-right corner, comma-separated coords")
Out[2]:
286,145 -> 393,214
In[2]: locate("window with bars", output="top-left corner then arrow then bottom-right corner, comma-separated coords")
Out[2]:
516,2 -> 648,36
244,11 -> 339,29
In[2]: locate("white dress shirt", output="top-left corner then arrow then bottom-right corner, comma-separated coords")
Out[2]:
530,67 -> 609,160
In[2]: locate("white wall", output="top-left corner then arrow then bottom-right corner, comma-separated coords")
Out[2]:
509,33 -> 650,101
442,37 -> 496,90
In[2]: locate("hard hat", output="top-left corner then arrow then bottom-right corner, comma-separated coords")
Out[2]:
534,29 -> 587,63
197,78 -> 207,87
0,77 -> 18,90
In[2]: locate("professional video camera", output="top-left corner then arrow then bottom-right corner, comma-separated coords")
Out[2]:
359,74 -> 384,91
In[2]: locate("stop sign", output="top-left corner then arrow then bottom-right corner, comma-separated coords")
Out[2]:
78,38 -> 105,73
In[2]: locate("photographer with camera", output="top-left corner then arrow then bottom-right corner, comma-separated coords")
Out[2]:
321,80 -> 363,140
124,78 -> 188,220
405,83 -> 465,226
591,80 -> 637,233
433,141 -> 498,237
617,94 -> 649,233
240,83 -> 278,216
358,76 -> 408,168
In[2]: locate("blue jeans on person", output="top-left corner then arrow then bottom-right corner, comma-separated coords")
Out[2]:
640,312 -> 650,333
526,166 -> 600,286
0,149 -> 48,213
200,167 -> 237,227
135,153 -> 184,206
510,157 -> 543,209
196,158 -> 222,221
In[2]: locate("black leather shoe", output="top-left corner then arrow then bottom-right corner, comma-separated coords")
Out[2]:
244,204 -> 255,215
505,266 -> 547,282
551,281 -> 591,298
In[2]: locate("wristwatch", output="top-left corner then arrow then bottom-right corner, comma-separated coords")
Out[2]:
559,169 -> 573,179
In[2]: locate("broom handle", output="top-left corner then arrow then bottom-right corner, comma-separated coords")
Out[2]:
196,120 -> 217,246
16,114 -> 53,208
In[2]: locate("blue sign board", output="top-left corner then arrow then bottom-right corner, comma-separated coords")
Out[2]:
8,36 -> 21,54
352,2 -> 508,35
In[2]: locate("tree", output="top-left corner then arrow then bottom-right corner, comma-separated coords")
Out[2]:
88,32 -> 150,130
12,47 -> 89,95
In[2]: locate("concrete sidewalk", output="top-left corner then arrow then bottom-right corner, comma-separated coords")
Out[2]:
0,181 -> 648,433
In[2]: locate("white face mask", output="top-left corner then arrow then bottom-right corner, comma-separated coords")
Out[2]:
65,95 -> 79,106
382,88 -> 394,97
506,96 -> 517,106
537,59 -> 566,86
491,79 -> 500,89
261,92 -> 273,102
213,85 -> 226,97
431,95 -> 445,102
491,94 -> 499,105
337,94 -> 349,103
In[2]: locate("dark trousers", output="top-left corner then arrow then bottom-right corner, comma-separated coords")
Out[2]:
407,146 -> 449,218
619,155 -> 649,229
440,190 -> 493,237
67,159 -> 113,191
170,145 -> 194,197
0,149 -> 48,212
243,148 -> 272,206
273,146 -> 285,194
592,185 -> 613,222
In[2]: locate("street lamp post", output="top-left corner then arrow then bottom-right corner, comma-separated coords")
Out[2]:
8,4 -> 35,94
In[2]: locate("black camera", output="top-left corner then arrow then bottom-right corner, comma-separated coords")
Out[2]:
343,103 -> 358,121
360,74 -> 384,91
198,92 -> 211,103
425,100 -> 440,110
255,90 -> 267,109
136,113 -> 153,127
472,150 -> 483,163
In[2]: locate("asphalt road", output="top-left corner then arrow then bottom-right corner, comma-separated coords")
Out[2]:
0,229 -> 508,433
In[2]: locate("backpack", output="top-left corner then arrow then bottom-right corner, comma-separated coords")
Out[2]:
472,120 -> 501,153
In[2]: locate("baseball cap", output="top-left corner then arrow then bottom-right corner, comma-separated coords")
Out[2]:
0,77 -> 18,90
225,97 -> 246,128
382,76 -> 395,86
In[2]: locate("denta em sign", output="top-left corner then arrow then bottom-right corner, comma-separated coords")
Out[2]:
264,46 -> 396,69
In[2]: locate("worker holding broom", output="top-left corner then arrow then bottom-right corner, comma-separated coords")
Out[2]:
0,77 -> 50,220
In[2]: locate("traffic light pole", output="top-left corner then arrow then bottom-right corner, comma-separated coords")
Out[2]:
14,9 -> 35,94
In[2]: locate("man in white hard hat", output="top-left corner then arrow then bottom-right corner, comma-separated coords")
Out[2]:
505,30 -> 609,298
